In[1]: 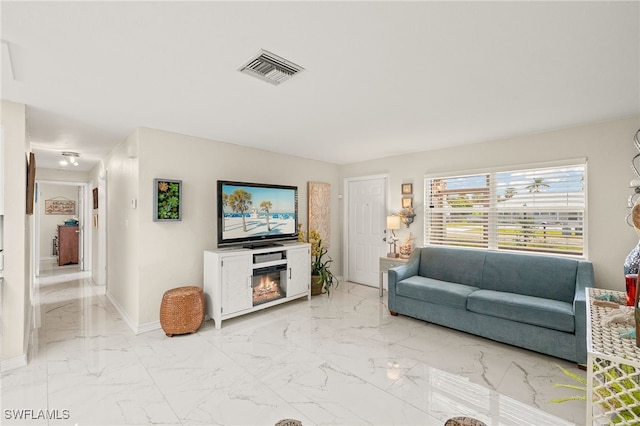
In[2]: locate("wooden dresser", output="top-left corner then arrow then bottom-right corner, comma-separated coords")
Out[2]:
57,225 -> 79,266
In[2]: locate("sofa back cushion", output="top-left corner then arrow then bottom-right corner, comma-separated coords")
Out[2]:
481,251 -> 577,303
418,246 -> 485,287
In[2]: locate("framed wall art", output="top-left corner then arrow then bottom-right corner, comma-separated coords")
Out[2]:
153,178 -> 182,222
92,187 -> 99,209
402,197 -> 413,209
401,183 -> 413,195
45,198 -> 76,215
26,152 -> 36,215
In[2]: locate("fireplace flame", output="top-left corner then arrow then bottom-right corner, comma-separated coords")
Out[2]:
253,274 -> 284,305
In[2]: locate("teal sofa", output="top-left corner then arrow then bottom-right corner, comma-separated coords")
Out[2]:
388,246 -> 594,363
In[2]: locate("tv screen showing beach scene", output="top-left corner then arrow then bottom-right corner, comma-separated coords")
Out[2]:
217,181 -> 298,247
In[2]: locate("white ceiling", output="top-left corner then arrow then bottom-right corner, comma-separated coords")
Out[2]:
1,1 -> 639,172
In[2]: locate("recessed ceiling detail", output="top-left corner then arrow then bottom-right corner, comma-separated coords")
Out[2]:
238,49 -> 304,86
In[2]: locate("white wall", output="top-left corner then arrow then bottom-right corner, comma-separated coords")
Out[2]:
105,131 -> 140,326
37,168 -> 89,183
37,184 -> 79,260
340,116 -> 640,291
0,100 -> 29,369
105,127 -> 340,331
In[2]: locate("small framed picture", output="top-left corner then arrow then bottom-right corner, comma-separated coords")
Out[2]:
401,183 -> 413,195
153,178 -> 182,222
92,188 -> 99,209
402,197 -> 413,209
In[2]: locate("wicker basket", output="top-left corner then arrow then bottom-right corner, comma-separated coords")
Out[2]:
160,286 -> 205,337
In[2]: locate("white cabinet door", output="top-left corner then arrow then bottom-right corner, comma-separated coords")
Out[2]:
221,254 -> 252,315
287,246 -> 310,297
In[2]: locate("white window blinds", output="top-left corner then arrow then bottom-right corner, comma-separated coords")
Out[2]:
425,162 -> 586,256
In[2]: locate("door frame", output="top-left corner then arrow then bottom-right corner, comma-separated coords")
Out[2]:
342,173 -> 389,283
96,170 -> 108,286
33,179 -> 92,276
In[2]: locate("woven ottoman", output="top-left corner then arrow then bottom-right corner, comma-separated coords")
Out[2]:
160,286 -> 205,337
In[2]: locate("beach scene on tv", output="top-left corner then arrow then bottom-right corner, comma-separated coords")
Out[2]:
220,185 -> 297,239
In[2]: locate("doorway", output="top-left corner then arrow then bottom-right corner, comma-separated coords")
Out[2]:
34,180 -> 90,278
343,175 -> 388,286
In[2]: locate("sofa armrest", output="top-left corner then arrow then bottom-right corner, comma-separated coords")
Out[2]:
574,260 -> 595,364
388,250 -> 421,310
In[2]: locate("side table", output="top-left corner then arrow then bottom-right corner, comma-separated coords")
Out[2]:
586,288 -> 640,425
379,256 -> 408,297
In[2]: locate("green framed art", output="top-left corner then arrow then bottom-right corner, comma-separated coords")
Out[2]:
153,178 -> 182,222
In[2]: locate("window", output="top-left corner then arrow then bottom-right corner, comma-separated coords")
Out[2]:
425,161 -> 586,257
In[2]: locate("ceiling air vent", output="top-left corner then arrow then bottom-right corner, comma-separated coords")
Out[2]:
238,49 -> 304,85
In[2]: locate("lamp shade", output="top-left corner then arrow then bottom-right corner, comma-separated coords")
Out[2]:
387,215 -> 401,230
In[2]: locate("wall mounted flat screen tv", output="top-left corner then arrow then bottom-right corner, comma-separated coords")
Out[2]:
217,180 -> 298,248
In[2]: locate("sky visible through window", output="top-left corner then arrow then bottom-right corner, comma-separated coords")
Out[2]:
439,166 -> 584,206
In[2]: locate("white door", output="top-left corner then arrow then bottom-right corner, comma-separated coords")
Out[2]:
347,177 -> 387,286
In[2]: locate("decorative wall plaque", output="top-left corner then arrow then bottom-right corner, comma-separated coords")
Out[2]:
45,199 -> 76,215
308,182 -> 331,247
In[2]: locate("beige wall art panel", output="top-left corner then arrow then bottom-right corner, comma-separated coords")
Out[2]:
308,182 -> 331,247
45,199 -> 76,215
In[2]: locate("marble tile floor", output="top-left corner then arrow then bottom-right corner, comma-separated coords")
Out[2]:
37,259 -> 81,277
1,272 -> 587,426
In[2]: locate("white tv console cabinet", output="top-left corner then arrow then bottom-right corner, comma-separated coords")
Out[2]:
203,242 -> 311,329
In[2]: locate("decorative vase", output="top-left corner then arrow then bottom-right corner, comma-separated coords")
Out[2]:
625,240 -> 640,275
399,243 -> 412,259
311,275 -> 323,296
627,275 -> 639,306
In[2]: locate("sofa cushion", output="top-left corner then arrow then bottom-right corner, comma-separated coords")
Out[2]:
467,289 -> 575,333
481,251 -> 578,303
396,276 -> 479,310
418,246 -> 486,287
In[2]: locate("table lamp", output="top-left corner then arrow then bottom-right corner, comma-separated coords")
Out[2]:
386,215 -> 401,258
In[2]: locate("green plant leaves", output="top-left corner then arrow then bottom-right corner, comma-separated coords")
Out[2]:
157,180 -> 181,220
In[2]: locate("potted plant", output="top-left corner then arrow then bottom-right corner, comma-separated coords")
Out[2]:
309,229 -> 338,296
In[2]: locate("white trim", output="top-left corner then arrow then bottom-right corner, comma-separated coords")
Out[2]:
424,158 -> 588,258
137,320 -> 161,335
105,290 -> 162,335
105,290 -> 136,334
583,159 -> 589,258
34,179 -> 92,277
424,157 -> 588,180
1,354 -> 27,372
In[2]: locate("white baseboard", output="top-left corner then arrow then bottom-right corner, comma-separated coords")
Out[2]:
1,354 -> 27,372
105,290 -> 161,335
137,320 -> 161,335
105,290 -> 137,334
